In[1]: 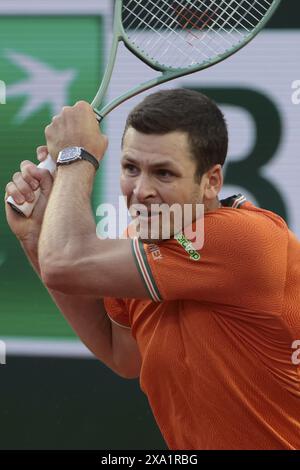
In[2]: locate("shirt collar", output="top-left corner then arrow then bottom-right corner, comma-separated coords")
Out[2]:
220,194 -> 247,209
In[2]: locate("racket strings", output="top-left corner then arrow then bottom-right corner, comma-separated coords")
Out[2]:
123,0 -> 236,66
123,0 -> 229,67
122,0 -> 274,69
124,0 -> 199,64
123,0 -> 243,65
125,0 -> 257,51
135,0 -> 236,59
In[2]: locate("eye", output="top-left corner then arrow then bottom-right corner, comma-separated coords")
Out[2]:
156,169 -> 174,180
122,163 -> 139,176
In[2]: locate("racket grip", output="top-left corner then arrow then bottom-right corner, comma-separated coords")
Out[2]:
6,155 -> 56,218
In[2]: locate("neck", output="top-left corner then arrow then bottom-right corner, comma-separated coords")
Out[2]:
204,197 -> 221,213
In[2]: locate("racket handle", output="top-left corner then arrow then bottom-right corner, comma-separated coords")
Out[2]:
6,155 -> 56,218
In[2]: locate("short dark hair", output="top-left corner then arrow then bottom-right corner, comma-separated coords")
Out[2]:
123,89 -> 228,181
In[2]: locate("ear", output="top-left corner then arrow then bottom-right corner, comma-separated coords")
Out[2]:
203,164 -> 223,201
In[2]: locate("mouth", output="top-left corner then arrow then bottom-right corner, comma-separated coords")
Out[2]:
131,205 -> 161,220
136,211 -> 160,219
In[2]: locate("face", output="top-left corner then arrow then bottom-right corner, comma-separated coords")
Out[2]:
120,127 -> 222,243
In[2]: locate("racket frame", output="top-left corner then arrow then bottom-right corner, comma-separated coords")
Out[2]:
92,0 -> 281,119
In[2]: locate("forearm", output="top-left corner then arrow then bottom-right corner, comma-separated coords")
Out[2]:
39,161 -> 96,266
21,240 -> 118,374
20,238 -> 42,278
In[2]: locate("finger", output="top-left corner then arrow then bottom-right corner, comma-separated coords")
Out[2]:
21,161 -> 54,193
5,181 -> 26,205
12,171 -> 35,203
20,161 -> 41,190
28,166 -> 54,193
36,146 -> 48,162
74,101 -> 91,110
102,134 -> 109,152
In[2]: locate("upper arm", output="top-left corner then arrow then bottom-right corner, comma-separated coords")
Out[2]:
41,236 -> 151,299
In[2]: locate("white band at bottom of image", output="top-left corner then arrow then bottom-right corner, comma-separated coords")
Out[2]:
2,337 -> 95,359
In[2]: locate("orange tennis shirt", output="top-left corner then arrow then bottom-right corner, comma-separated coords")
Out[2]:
104,194 -> 300,450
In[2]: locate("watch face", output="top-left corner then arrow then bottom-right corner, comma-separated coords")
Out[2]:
58,146 -> 82,163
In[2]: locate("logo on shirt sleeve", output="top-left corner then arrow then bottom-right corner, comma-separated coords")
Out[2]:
147,244 -> 163,261
174,233 -> 201,261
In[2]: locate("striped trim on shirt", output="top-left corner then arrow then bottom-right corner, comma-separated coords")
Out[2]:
232,194 -> 247,208
220,193 -> 247,209
131,237 -> 162,302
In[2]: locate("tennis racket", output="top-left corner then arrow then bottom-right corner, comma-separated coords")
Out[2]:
7,0 -> 281,217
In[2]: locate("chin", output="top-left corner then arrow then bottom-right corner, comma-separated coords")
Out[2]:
140,237 -> 170,245
138,219 -> 176,243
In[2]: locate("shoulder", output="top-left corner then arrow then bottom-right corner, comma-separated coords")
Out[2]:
205,201 -> 288,240
157,201 -> 289,267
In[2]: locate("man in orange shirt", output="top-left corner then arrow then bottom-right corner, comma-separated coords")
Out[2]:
5,89 -> 300,449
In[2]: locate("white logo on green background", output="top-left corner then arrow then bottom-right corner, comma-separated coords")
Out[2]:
175,233 -> 201,261
5,50 -> 77,123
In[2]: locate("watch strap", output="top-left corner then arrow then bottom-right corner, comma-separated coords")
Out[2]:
80,149 -> 99,171
57,147 -> 99,171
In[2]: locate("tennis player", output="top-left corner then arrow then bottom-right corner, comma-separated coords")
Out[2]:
5,89 -> 300,450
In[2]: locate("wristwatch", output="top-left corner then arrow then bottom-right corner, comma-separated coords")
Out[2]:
57,147 -> 99,171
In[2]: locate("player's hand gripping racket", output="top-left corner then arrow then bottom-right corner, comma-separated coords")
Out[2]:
7,0 -> 281,217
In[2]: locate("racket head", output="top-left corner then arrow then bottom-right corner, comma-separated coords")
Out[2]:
92,0 -> 281,117
120,0 -> 282,73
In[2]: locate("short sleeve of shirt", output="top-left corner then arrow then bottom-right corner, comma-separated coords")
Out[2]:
131,206 -> 288,312
104,297 -> 131,329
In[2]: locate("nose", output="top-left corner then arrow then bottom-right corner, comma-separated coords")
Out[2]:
133,174 -> 157,202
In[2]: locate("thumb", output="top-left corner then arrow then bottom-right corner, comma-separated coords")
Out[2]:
33,167 -> 54,198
